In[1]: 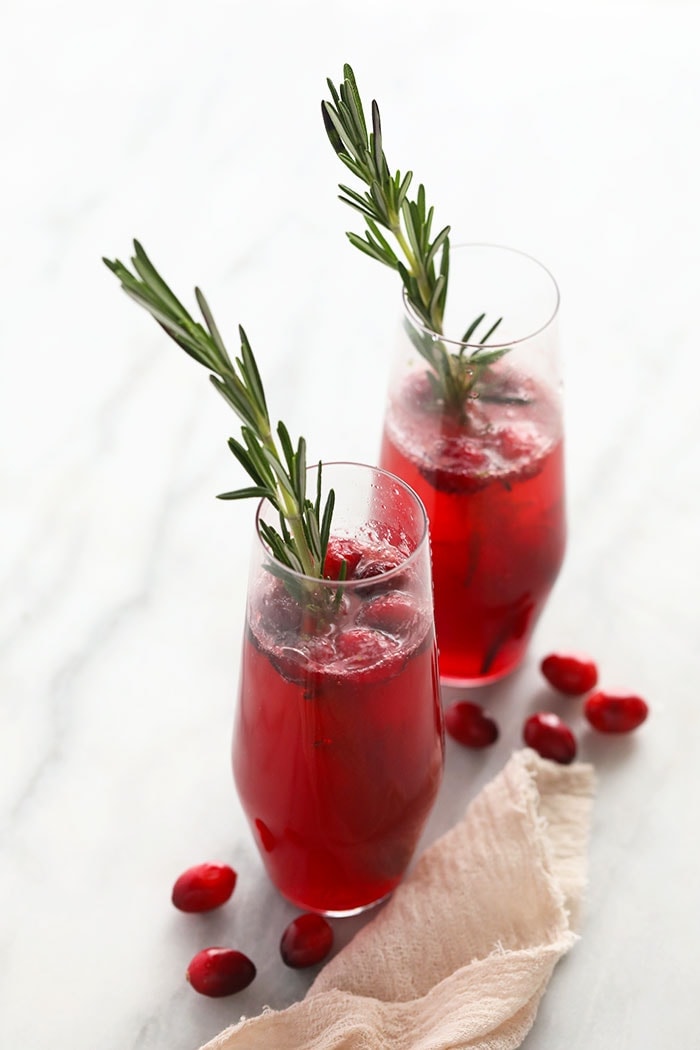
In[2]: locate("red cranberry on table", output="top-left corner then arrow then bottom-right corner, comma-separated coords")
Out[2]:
186,947 -> 256,997
523,712 -> 577,765
171,862 -> 237,913
444,701 -> 500,749
584,690 -> 649,733
280,913 -> 334,968
540,652 -> 598,696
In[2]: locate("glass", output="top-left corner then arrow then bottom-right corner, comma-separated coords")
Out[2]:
379,244 -> 566,686
232,462 -> 444,916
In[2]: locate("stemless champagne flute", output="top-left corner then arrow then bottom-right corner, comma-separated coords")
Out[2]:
379,244 -> 565,686
103,245 -> 444,917
233,462 -> 444,916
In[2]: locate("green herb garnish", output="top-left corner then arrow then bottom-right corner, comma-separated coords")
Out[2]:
322,64 -> 510,415
103,241 -> 334,579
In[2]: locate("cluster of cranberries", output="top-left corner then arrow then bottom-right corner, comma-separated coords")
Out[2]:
171,862 -> 334,997
445,651 -> 649,765
175,652 -> 648,998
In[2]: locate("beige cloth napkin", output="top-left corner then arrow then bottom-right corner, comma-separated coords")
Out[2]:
200,748 -> 595,1050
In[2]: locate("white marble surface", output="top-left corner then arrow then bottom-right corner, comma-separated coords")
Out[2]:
2,1 -> 699,1047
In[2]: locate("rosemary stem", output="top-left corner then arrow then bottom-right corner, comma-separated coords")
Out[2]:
323,64 -> 512,415
391,222 -> 433,315
287,511 -> 316,575
104,241 -> 332,578
257,429 -> 317,576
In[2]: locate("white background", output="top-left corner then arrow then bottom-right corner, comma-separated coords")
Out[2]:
1,2 -> 699,1047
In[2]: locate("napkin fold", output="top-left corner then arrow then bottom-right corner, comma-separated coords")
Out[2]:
200,748 -> 595,1050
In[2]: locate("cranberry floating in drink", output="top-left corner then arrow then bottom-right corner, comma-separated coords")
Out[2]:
323,68 -> 566,685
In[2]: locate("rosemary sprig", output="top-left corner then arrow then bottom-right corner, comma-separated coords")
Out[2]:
103,241 -> 334,579
322,64 -> 511,414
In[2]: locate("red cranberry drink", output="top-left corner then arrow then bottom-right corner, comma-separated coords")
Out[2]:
374,244 -> 565,686
381,367 -> 565,684
233,464 -> 444,916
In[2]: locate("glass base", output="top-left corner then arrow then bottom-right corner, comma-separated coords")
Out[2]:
281,888 -> 393,918
439,657 -> 523,689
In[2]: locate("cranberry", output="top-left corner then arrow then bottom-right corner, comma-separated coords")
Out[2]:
323,537 -> 364,580
335,627 -> 404,684
356,557 -> 401,577
584,690 -> 649,733
186,947 -> 256,997
444,701 -> 499,749
271,636 -> 337,684
357,592 -> 419,638
419,438 -> 490,495
352,558 -> 408,599
497,427 -> 536,462
171,862 -> 237,912
540,652 -> 598,696
280,913 -> 334,968
523,712 -> 577,764
335,626 -> 386,659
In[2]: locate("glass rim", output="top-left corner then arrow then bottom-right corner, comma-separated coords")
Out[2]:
253,460 -> 430,588
402,241 -> 561,350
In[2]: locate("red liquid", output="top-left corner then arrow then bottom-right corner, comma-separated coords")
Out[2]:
232,542 -> 443,915
380,371 -> 566,684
